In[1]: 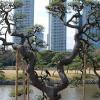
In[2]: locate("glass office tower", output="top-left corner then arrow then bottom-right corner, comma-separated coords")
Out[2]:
13,0 -> 34,44
48,0 -> 67,52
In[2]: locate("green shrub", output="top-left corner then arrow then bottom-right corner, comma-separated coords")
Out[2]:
10,88 -> 32,97
92,92 -> 100,98
85,74 -> 95,79
0,71 -> 5,80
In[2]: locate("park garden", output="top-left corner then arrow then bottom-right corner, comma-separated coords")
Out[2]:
0,0 -> 100,100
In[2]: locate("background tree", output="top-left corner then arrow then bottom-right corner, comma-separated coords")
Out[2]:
0,50 -> 16,68
46,0 -> 100,98
36,50 -> 55,68
68,56 -> 82,71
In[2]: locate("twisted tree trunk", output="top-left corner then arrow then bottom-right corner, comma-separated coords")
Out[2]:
13,30 -> 81,99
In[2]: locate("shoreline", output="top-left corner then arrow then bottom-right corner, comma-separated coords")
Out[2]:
0,80 -> 23,85
0,79 -> 98,85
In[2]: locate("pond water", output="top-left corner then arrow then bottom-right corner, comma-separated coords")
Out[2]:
0,85 -> 100,100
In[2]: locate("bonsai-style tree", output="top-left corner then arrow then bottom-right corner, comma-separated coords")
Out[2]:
0,0 -> 100,100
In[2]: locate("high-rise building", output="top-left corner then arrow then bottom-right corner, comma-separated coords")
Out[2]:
13,0 -> 34,44
48,0 -> 67,52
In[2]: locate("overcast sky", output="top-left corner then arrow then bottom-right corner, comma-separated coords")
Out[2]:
34,0 -> 49,40
34,0 -> 75,49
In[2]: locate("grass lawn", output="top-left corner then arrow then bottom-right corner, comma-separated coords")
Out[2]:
0,69 -> 98,81
2,70 -> 23,80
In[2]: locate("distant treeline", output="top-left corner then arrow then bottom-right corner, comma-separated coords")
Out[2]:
0,50 -> 16,69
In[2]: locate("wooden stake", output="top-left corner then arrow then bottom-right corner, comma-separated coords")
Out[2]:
83,44 -> 87,100
15,49 -> 19,100
23,66 -> 26,100
26,65 -> 29,100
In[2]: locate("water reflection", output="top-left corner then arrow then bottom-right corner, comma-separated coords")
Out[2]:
60,85 -> 100,100
0,85 -> 99,100
0,85 -> 43,100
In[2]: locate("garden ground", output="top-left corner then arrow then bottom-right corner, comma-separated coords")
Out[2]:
1,69 -> 99,81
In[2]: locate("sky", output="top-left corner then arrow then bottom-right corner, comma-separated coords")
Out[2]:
34,0 -> 49,42
34,0 -> 75,50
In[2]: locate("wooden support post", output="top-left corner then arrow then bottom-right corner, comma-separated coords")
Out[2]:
23,66 -> 26,100
26,65 -> 29,100
15,49 -> 19,100
27,73 -> 29,100
83,44 -> 87,100
23,64 -> 29,100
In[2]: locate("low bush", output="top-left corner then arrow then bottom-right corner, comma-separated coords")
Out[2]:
10,88 -> 32,97
92,92 -> 100,98
0,71 -> 5,80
